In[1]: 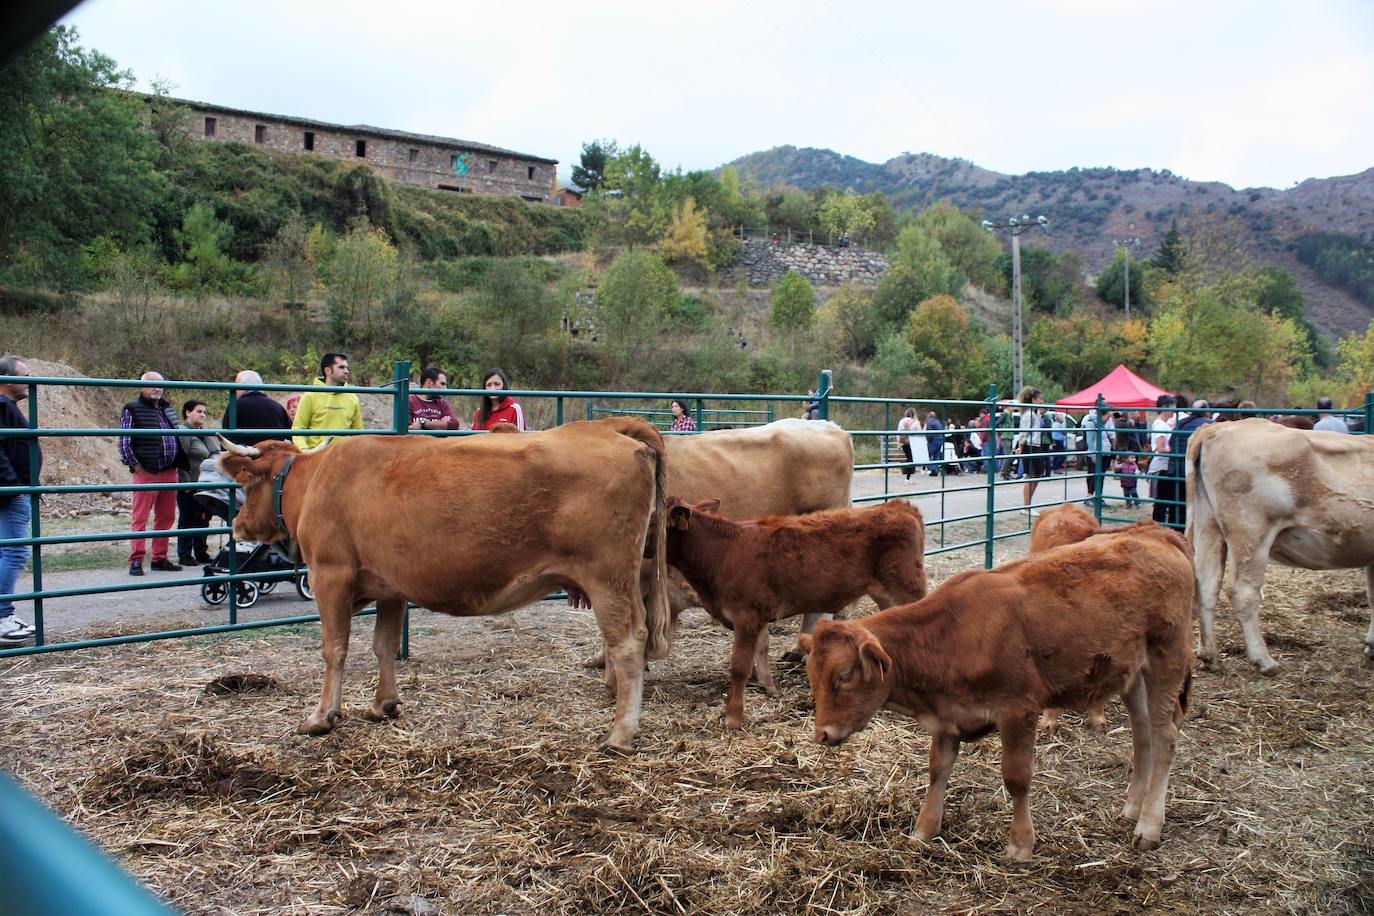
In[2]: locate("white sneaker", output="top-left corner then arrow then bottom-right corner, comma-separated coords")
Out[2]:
0,616 -> 33,643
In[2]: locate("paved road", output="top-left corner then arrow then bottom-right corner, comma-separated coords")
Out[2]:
9,467 -> 1131,645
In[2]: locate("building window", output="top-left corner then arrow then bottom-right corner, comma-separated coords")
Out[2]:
204,117 -> 217,138
438,185 -> 470,193
449,154 -> 458,168
355,140 -> 367,157
527,166 -> 535,180
408,148 -> 419,163
254,124 -> 267,144
303,131 -> 314,151
487,159 -> 498,172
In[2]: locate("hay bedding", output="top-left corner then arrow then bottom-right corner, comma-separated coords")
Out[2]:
1,558 -> 1372,915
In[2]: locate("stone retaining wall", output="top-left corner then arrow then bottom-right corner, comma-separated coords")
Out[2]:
737,239 -> 889,287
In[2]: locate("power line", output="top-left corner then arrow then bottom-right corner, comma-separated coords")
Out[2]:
812,0 -> 940,124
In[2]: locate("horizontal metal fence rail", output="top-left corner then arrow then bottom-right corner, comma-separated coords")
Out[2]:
2,367 -> 1371,663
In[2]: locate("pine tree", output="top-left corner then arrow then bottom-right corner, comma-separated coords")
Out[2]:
1154,221 -> 1184,275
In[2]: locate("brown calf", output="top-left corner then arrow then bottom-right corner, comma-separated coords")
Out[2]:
666,497 -> 926,730
1029,503 -> 1106,732
800,524 -> 1194,860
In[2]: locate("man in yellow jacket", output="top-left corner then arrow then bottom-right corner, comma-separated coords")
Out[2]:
292,352 -> 362,448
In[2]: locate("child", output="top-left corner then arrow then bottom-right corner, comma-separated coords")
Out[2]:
1115,454 -> 1140,508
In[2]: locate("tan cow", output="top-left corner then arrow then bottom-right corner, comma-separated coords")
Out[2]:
582,417 -> 854,665
1188,417 -> 1374,673
800,525 -> 1195,860
218,418 -> 671,751
665,497 -> 926,729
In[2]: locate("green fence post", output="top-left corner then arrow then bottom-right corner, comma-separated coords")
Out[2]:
694,398 -> 703,431
392,361 -> 411,661
585,401 -> 594,421
1365,392 -> 1372,437
227,484 -> 239,626
985,385 -> 998,569
767,402 -> 774,424
1092,394 -> 1106,522
556,396 -> 564,427
817,369 -> 832,421
27,380 -> 43,645
392,360 -> 411,435
883,401 -> 891,499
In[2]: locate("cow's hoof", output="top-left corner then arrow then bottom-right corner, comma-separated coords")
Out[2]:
1198,655 -> 1217,672
603,730 -> 636,754
780,650 -> 807,665
298,710 -> 339,735
1088,714 -> 1109,733
1363,642 -> 1374,661
1037,712 -> 1060,733
582,652 -> 607,669
1256,658 -> 1282,677
363,700 -> 401,721
723,714 -> 744,731
1005,843 -> 1034,863
1132,827 -> 1161,851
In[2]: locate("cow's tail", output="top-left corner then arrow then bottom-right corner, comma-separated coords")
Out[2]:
607,417 -> 673,661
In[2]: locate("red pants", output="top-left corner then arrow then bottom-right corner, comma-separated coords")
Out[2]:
130,468 -> 178,563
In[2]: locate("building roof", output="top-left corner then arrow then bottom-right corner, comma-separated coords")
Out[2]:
150,93 -> 558,165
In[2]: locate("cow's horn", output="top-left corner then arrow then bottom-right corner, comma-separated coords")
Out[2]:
298,436 -> 332,455
216,435 -> 261,458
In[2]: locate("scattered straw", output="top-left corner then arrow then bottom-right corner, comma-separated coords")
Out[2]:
1,552 -> 1371,914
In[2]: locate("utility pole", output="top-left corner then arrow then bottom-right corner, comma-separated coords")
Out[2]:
1113,236 -> 1141,317
983,214 -> 1048,395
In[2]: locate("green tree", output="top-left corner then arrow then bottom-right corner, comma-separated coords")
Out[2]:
166,202 -> 253,294
1152,221 -> 1185,275
263,211 -> 314,305
905,294 -> 994,399
1336,319 -> 1374,403
818,190 -> 876,241
912,202 -> 1003,290
572,139 -> 617,192
471,259 -> 557,373
1147,278 -> 1306,402
1094,248 -> 1154,312
869,332 -> 916,394
815,283 -> 876,360
1026,313 -> 1147,392
324,220 -> 398,340
597,249 -> 679,368
996,246 -> 1074,313
0,26 -> 166,287
771,270 -> 816,332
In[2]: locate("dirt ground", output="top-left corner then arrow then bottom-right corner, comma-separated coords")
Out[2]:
1,545 -> 1371,915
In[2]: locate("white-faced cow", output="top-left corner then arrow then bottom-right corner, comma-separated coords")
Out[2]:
217,417 -> 671,751
581,418 -> 854,665
1188,417 -> 1374,673
665,497 -> 926,729
801,524 -> 1194,860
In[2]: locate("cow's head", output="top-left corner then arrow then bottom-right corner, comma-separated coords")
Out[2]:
798,620 -> 893,746
665,496 -> 722,562
216,437 -> 317,544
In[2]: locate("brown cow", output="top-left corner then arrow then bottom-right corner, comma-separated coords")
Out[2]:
800,525 -> 1194,860
217,418 -> 671,751
665,497 -> 926,729
581,418 -> 855,666
1030,503 -> 1108,732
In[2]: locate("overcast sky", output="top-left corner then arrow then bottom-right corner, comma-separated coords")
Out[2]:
62,0 -> 1374,190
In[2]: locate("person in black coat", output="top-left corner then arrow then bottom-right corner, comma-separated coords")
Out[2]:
227,369 -> 292,447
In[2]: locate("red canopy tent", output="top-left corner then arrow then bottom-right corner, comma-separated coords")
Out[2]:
1054,364 -> 1171,409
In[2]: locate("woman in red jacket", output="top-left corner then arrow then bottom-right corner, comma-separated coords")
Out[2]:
472,367 -> 526,431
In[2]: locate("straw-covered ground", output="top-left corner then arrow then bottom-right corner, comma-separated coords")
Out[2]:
1,547 -> 1372,915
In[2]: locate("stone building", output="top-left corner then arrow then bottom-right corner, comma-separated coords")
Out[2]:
172,96 -> 557,201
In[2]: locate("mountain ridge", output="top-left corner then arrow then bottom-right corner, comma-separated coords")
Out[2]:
723,146 -> 1374,340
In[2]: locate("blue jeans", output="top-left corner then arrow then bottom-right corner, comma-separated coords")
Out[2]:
0,496 -> 32,618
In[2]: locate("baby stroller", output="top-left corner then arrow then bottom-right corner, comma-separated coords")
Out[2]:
194,457 -> 313,609
198,540 -> 312,609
